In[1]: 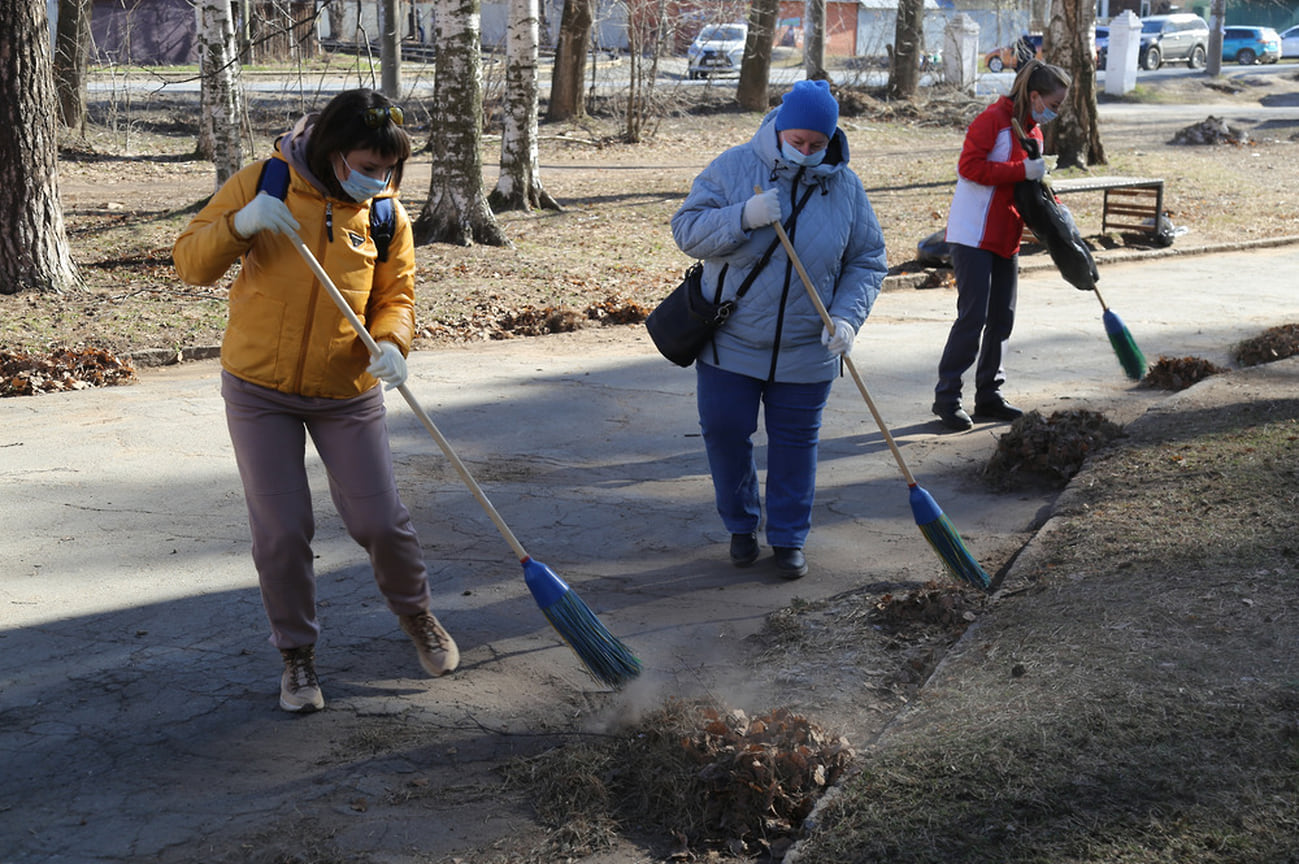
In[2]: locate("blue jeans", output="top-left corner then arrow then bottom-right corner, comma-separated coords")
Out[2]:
696,363 -> 833,549
934,243 -> 1018,406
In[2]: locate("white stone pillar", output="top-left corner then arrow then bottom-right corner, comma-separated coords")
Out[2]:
943,14 -> 980,94
1105,10 -> 1142,96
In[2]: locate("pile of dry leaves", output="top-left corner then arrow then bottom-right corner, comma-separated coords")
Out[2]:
1143,355 -> 1228,391
505,699 -> 854,861
1169,115 -> 1254,146
984,409 -> 1124,490
415,294 -> 650,342
0,347 -> 135,397
1233,322 -> 1299,366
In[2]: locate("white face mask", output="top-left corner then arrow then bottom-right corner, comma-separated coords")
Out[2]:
337,154 -> 390,201
780,139 -> 825,167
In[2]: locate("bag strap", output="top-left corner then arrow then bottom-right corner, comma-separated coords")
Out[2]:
734,182 -> 818,301
256,155 -> 397,263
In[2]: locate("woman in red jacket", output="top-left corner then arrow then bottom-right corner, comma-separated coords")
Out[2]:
932,60 -> 1071,431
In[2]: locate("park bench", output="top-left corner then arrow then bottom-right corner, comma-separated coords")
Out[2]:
1025,175 -> 1166,240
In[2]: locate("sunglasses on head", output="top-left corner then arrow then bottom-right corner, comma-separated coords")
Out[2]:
363,105 -> 404,128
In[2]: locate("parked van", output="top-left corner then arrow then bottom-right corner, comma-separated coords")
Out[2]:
1138,13 -> 1210,70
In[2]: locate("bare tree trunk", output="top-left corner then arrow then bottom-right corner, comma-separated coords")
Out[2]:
54,0 -> 92,135
804,0 -> 825,78
381,0 -> 401,97
326,0 -> 346,40
198,0 -> 245,187
737,0 -> 778,112
547,0 -> 591,121
1043,0 -> 1105,169
415,0 -> 509,246
0,0 -> 79,294
888,0 -> 923,100
489,0 -> 560,211
1206,0 -> 1225,77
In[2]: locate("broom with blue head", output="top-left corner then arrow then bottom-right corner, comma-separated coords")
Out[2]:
291,236 -> 642,687
761,192 -> 990,590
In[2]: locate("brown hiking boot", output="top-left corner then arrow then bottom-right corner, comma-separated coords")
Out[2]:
279,645 -> 324,713
399,612 -> 460,677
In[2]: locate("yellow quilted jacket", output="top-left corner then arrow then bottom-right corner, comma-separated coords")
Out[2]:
173,148 -> 416,399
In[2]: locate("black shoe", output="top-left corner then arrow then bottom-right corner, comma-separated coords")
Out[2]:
973,398 -> 1024,422
932,401 -> 973,432
729,532 -> 760,567
772,547 -> 808,579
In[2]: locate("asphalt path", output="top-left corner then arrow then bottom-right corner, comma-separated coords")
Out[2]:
2,242 -> 1298,862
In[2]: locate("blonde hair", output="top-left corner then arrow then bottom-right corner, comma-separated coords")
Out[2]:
1010,59 -> 1072,125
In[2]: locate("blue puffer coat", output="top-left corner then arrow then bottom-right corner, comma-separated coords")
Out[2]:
671,109 -> 888,383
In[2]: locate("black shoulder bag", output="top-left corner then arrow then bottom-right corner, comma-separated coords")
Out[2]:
647,184 -> 816,367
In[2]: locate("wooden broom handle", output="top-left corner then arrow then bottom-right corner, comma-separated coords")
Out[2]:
756,187 -> 919,486
289,234 -> 530,562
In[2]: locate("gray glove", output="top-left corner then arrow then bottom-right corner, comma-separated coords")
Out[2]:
233,192 -> 300,239
366,341 -> 407,390
821,318 -> 856,357
741,188 -> 781,230
1023,158 -> 1046,181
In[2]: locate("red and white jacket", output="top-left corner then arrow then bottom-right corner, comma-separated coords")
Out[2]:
945,96 -> 1042,259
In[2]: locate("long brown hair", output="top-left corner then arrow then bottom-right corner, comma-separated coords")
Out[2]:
306,89 -> 412,200
1009,59 -> 1072,127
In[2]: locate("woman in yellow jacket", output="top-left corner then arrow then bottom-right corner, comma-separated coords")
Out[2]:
174,89 -> 457,713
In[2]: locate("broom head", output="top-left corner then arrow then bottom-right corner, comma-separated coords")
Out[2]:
523,557 -> 643,687
908,485 -> 991,590
1102,308 -> 1147,381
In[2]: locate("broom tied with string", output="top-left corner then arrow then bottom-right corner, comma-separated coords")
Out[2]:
757,188 -> 990,590
290,235 -> 642,687
1010,118 -> 1147,381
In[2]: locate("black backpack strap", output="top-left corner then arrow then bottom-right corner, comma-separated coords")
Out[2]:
257,154 -> 396,263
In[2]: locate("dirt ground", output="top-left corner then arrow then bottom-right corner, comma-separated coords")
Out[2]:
5,68 -> 1299,862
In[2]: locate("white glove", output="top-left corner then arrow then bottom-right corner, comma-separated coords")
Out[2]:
366,340 -> 407,390
821,318 -> 856,357
233,192 -> 300,239
1023,158 -> 1046,181
741,188 -> 781,230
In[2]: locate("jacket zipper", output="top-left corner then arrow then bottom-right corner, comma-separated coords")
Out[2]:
292,201 -> 332,392
766,168 -> 805,382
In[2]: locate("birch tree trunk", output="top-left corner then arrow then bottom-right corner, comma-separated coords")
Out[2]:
547,0 -> 591,121
197,0 -> 245,187
414,0 -> 509,245
737,0 -> 779,112
888,0 -> 923,100
54,0 -> 92,135
489,0 -> 560,212
1043,0 -> 1105,169
0,0 -> 79,294
804,0 -> 825,78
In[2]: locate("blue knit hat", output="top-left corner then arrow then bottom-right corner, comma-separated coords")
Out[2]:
776,80 -> 839,138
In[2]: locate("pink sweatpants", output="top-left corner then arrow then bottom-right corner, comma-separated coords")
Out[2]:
222,371 -> 432,649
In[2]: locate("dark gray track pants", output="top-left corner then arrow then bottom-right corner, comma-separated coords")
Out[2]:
933,243 -> 1018,406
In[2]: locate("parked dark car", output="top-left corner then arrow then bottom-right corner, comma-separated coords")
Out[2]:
1138,13 -> 1210,70
1222,25 -> 1281,65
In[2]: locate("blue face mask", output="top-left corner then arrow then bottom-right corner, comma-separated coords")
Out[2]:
338,154 -> 391,201
1032,105 -> 1058,125
780,139 -> 826,167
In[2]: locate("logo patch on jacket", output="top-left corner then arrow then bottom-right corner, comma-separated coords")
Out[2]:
347,231 -> 365,248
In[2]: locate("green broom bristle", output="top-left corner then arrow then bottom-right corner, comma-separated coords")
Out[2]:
1108,328 -> 1147,381
918,513 -> 990,590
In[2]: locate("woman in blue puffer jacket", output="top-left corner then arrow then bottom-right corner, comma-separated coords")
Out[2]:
671,80 -> 888,579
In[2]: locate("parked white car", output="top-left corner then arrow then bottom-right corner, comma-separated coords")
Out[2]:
686,23 -> 748,79
1281,24 -> 1299,58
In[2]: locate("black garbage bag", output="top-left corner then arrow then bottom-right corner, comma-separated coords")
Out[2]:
1013,130 -> 1098,292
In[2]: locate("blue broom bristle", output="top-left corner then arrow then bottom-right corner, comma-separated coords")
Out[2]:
908,485 -> 990,590
523,557 -> 642,688
1103,309 -> 1147,381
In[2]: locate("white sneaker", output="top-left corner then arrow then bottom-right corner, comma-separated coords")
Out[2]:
279,645 -> 324,712
399,612 -> 460,676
